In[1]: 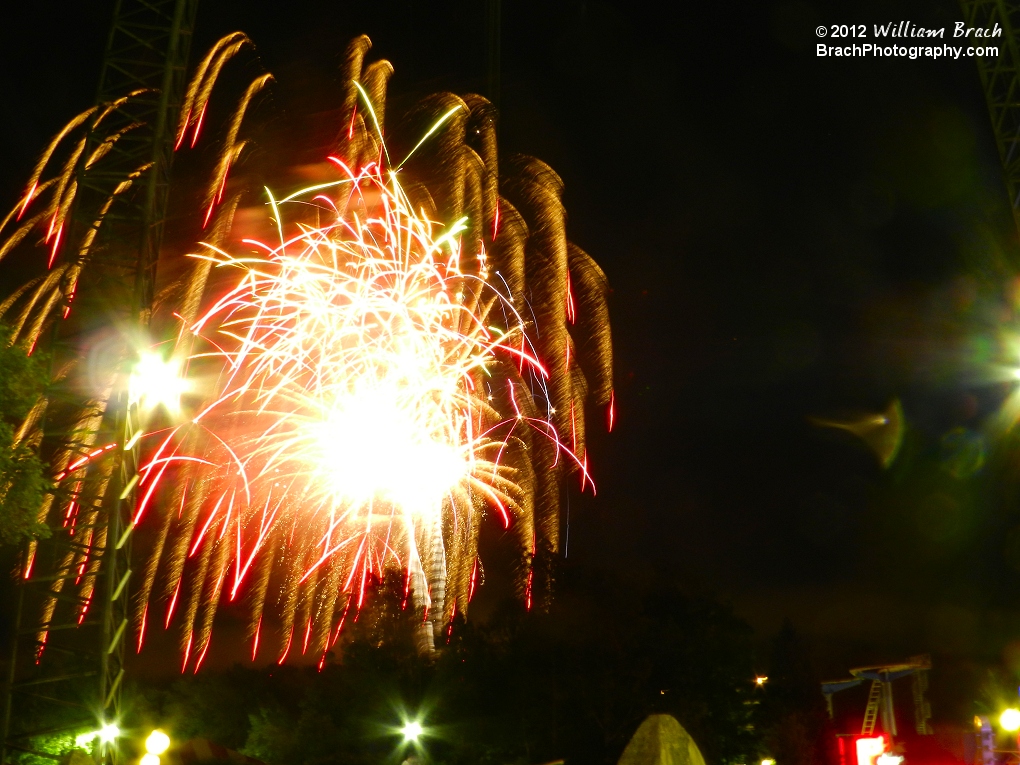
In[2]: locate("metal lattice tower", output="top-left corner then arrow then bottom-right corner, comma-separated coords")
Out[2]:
1,1 -> 198,763
961,1 -> 1020,237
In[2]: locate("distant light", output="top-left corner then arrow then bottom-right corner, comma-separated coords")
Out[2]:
755,676 -> 768,686
145,730 -> 171,755
140,754 -> 161,765
98,724 -> 120,745
1000,708 -> 1020,732
877,754 -> 904,765
401,721 -> 424,742
761,759 -> 776,765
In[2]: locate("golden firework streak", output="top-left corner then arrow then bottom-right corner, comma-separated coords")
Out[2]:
139,156 -> 591,664
0,34 -> 614,668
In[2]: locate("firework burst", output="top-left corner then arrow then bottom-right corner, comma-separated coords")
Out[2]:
140,158 -> 581,663
0,34 -> 613,668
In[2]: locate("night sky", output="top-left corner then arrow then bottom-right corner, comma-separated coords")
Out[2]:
2,0 -> 1019,711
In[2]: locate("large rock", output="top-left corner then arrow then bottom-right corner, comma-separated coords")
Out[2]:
618,714 -> 708,765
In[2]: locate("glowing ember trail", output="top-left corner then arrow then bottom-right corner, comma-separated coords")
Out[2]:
0,34 -> 614,668
141,160 -> 577,662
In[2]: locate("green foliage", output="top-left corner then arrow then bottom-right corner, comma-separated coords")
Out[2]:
12,731 -> 79,765
0,325 -> 51,545
0,431 -> 51,544
4,657 -> 98,765
0,335 -> 49,421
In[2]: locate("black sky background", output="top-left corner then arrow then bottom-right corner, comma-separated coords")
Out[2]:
3,0 -> 1020,721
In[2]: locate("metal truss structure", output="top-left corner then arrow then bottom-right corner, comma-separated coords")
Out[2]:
961,0 -> 1020,237
821,655 -> 932,739
1,1 -> 199,763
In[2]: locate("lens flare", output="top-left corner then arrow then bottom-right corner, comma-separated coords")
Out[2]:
401,721 -> 424,742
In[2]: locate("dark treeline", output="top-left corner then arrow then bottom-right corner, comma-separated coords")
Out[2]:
117,562 -> 835,765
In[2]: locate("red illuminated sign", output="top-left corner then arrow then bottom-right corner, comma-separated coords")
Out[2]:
855,735 -> 888,765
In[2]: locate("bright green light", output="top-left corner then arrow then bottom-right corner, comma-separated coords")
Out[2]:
401,721 -> 423,742
75,723 -> 120,749
98,724 -> 120,745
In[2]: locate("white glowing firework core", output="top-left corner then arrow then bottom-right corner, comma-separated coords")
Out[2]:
183,169 -> 504,539
133,163 -> 551,665
313,383 -> 467,511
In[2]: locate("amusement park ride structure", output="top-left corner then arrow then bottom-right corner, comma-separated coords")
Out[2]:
822,656 -> 933,765
825,4 -> 1020,759
822,656 -> 933,739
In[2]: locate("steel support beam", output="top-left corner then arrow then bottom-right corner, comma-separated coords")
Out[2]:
1,2 -> 199,764
961,1 -> 1020,238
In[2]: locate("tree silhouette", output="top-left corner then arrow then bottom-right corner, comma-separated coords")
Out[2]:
758,620 -> 838,765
